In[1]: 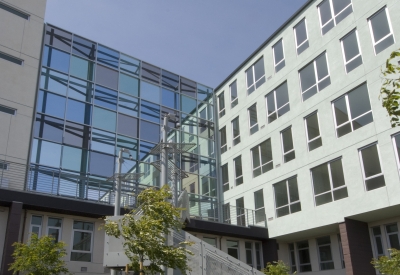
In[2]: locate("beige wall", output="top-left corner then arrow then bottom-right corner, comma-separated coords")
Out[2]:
0,207 -> 9,269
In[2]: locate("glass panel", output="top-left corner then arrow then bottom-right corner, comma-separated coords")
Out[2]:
48,217 -> 62,227
295,19 -> 308,45
31,139 -> 62,167
181,95 -> 197,115
73,221 -> 94,231
252,146 -> 261,169
366,175 -> 385,191
181,77 -> 196,98
162,88 -> 180,110
116,135 -> 138,159
92,107 -> 116,132
309,138 -> 322,151
96,65 -> 118,90
346,55 -> 363,73
31,216 -> 42,225
337,123 -> 352,137
332,0 -> 351,15
319,0 -> 332,26
141,81 -> 160,104
260,139 -> 273,165
198,84 -> 212,101
254,57 -> 265,81
66,99 -> 91,125
140,120 -> 159,143
316,53 -> 329,80
141,62 -> 160,84
34,114 -> 64,143
97,44 -> 119,68
375,35 -> 395,55
119,73 -> 139,97
334,97 -> 349,126
288,177 -> 299,202
306,113 -> 320,140
277,206 -> 289,217
162,70 -> 179,91
36,90 -> 66,119
118,93 -> 139,117
276,82 -> 289,109
302,86 -> 318,101
64,121 -> 90,149
342,31 -> 360,62
139,141 -> 158,161
70,56 -> 95,81
91,129 -> 115,155
348,84 -> 371,119
361,145 -> 382,178
266,92 -> 275,116
62,146 -> 88,172
249,104 -> 258,127
94,85 -> 117,110
40,68 -> 68,95
274,40 -> 284,64
290,202 -> 301,213
140,100 -> 160,123
388,234 -> 400,250
120,54 -> 140,76
42,46 -> 70,73
316,192 -> 333,206
73,231 -> 91,251
254,189 -> 264,209
330,159 -> 345,188
89,151 -> 114,177
117,114 -> 138,138
300,63 -> 316,92
68,77 -> 93,103
274,181 -> 288,208
312,164 -> 331,195
72,36 -> 96,60
44,25 -> 72,52
199,156 -> 216,177
333,187 -> 348,200
282,128 -> 294,153
297,40 -> 309,55
371,9 -> 391,43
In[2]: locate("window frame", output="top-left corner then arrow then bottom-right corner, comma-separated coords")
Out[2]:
288,243 -> 297,273
358,143 -> 385,191
304,111 -> 322,151
272,39 -> 285,73
273,176 -> 301,218
265,81 -> 290,124
231,116 -> 240,146
385,223 -> 400,250
245,242 -> 254,267
371,226 -> 386,257
70,221 -> 94,262
254,189 -> 265,223
245,57 -> 266,95
227,240 -> 240,259
220,126 -> 227,154
230,80 -> 238,108
221,163 -> 229,192
47,217 -> 63,243
340,29 -> 363,74
391,132 -> 400,175
233,155 -> 243,186
248,104 -> 259,135
316,236 -> 335,270
296,240 -> 312,272
281,127 -> 295,163
368,7 -> 395,55
218,92 -> 225,118
318,0 -> 353,35
251,139 -> 273,178
293,18 -> 309,55
30,215 -> 43,237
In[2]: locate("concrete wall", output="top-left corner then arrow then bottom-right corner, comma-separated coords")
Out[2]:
215,0 -> 400,240
0,206 -> 9,269
0,0 -> 46,165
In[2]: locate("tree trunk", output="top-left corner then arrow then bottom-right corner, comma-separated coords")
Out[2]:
139,261 -> 144,275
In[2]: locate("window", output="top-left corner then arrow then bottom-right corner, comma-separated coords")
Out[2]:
297,241 -> 312,272
227,240 -> 239,259
318,0 -> 353,35
273,40 -> 285,73
236,197 -> 245,226
368,7 -> 395,55
0,105 -> 16,115
71,221 -> 93,262
333,83 -> 373,137
234,156 -> 243,186
251,139 -> 273,178
294,19 -> 309,55
254,189 -> 265,223
220,127 -> 227,154
255,243 -> 262,270
386,224 -> 400,250
245,242 -> 253,267
299,52 -> 330,101
47,217 -> 62,242
0,162 -> 8,170
222,164 -> 229,192
266,82 -> 290,123
223,203 -> 231,224
231,117 -> 240,146
248,104 -> 258,135
203,237 -> 217,247
359,143 -> 385,191
0,2 -> 29,19
337,234 -> 345,268
305,112 -> 322,151
246,57 -> 265,95
311,158 -> 348,206
30,215 -> 42,236
341,30 -> 363,73
274,177 -> 301,217
230,81 -> 238,108
281,127 -> 295,163
0,51 -> 23,65
372,226 -> 385,257
289,244 -> 297,273
317,236 -> 334,270
392,133 -> 400,173
218,92 -> 225,118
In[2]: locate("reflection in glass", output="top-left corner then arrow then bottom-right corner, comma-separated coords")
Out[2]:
181,95 -> 197,115
72,36 -> 96,60
34,114 -> 64,143
94,85 -> 117,110
97,45 -> 119,68
142,62 -> 160,83
116,135 -> 138,159
141,81 -> 160,103
120,54 -> 140,75
42,46 -> 70,73
37,90 -> 66,119
118,93 -> 139,117
181,77 -> 196,98
139,141 -> 158,161
140,100 -> 160,123
40,68 -> 68,95
89,151 -> 114,177
92,106 -> 116,132
68,77 -> 93,102
162,70 -> 179,91
64,121 -> 90,149
91,129 -> 115,155
181,114 -> 197,135
140,121 -> 159,143
96,65 -> 118,90
197,84 -> 212,101
162,88 -> 179,110
66,99 -> 92,125
62,146 -> 88,173
118,114 -> 138,138
31,139 -> 62,167
70,56 -> 95,81
119,73 -> 139,97
44,25 -> 72,52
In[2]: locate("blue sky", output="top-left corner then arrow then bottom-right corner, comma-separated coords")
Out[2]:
45,0 -> 308,88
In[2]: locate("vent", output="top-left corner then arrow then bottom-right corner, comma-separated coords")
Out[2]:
0,2 -> 29,20
0,163 -> 8,170
0,105 -> 16,115
80,267 -> 87,272
0,52 -> 23,65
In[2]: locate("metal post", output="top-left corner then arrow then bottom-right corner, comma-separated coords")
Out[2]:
114,149 -> 124,216
161,115 -> 168,188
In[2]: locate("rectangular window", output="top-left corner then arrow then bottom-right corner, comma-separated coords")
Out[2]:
223,203 -> 231,224
281,127 -> 295,163
266,82 -> 290,124
0,105 -> 16,115
254,189 -> 265,223
230,81 -> 238,108
246,57 -> 265,95
305,112 -> 322,151
273,39 -> 285,73
333,83 -> 373,137
294,19 -> 309,55
337,234 -> 345,268
255,243 -> 262,270
368,7 -> 395,55
251,139 -> 273,178
47,217 -> 62,242
392,133 -> 400,173
231,117 -> 240,146
289,243 -> 297,273
341,30 -> 363,73
248,104 -> 259,135
299,52 -> 330,101
386,224 -> 400,250
245,242 -> 253,267
372,226 -> 385,257
0,2 -> 29,19
234,156 -> 243,186
311,158 -> 348,206
359,143 -> 385,191
317,236 -> 334,270
0,162 -> 8,170
220,127 -> 227,154
318,0 -> 353,35
274,177 -> 301,218
30,215 -> 42,236
227,240 -> 239,259
236,197 -> 245,226
203,237 -> 217,248
218,92 -> 225,118
0,52 -> 23,65
221,164 -> 229,192
297,240 -> 312,272
71,221 -> 93,262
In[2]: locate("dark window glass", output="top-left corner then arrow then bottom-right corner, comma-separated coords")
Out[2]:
70,56 -> 95,81
306,113 -> 322,151
118,93 -> 139,117
161,70 -> 179,91
68,77 -> 93,103
117,114 -> 138,138
119,73 -> 139,97
42,46 -> 70,73
297,241 -> 312,272
227,241 -> 239,259
222,164 -> 229,192
64,121 -> 90,149
141,62 -> 160,84
44,25 -> 72,52
141,81 -> 160,104
360,144 -> 385,191
66,99 -> 92,125
37,90 -> 66,119
232,117 -> 240,146
96,65 -> 118,90
282,128 -> 295,163
181,77 -> 196,98
94,85 -> 117,111
89,151 -> 114,177
249,104 -> 258,134
162,88 -> 180,110
97,45 -> 119,68
91,129 -> 115,155
140,100 -> 160,123
273,39 -> 285,72
295,19 -> 308,53
72,36 -> 96,60
92,106 -> 116,132
34,114 -> 64,143
40,68 -> 68,95
140,120 -> 159,143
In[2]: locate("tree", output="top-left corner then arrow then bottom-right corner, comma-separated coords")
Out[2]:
9,234 -> 70,275
262,260 -> 295,275
103,185 -> 193,275
380,48 -> 400,127
372,248 -> 400,275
